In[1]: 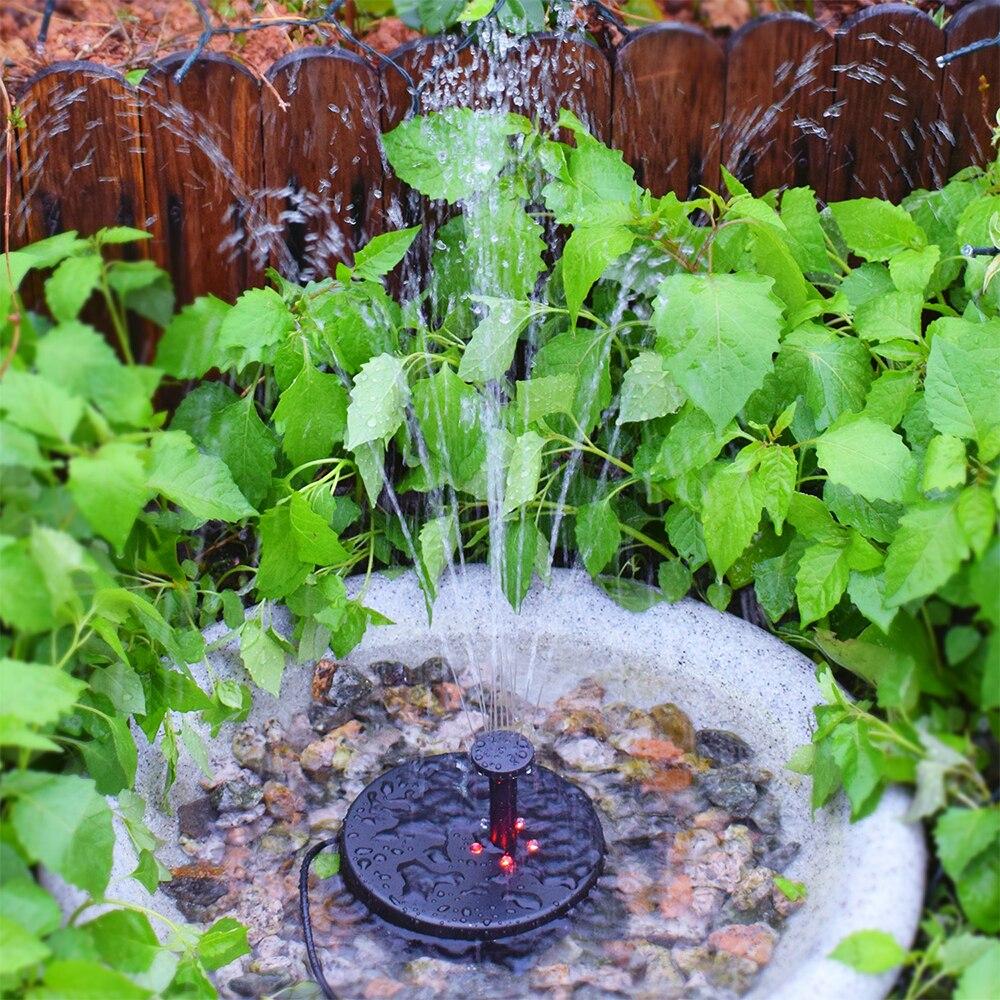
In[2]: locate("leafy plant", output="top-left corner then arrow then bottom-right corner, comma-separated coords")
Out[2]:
1,105 -> 997,996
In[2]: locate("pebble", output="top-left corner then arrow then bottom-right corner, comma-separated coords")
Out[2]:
178,796 -> 216,839
372,660 -> 408,686
696,729 -> 753,767
750,791 -> 782,834
699,765 -> 759,816
231,726 -> 266,772
553,736 -> 617,772
228,972 -> 293,996
208,766 -> 263,813
761,840 -> 800,873
708,922 -> 778,965
262,781 -> 301,822
650,703 -> 696,752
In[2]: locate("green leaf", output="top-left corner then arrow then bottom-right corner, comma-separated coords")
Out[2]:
419,515 -> 460,594
201,394 -> 277,509
955,943 -> 1000,1000
664,503 -> 707,570
0,658 -> 85,727
854,290 -> 922,343
935,807 -> 1000,883
197,917 -> 250,971
796,542 -> 850,626
148,432 -> 256,523
773,323 -> 872,432
517,373 -> 576,426
924,318 -> 1000,460
382,109 -> 528,203
829,720 -> 883,819
814,417 -> 915,503
351,226 -> 420,280
289,492 -> 349,566
33,959 -> 151,999
562,225 -> 635,323
501,517 -> 541,611
273,365 -> 348,468
81,712 -> 138,795
884,497 -> 970,606
922,434 -> 966,493
85,910 -> 160,973
541,110 -> 639,226
653,273 -> 783,431
256,505 -> 309,600
658,560 -> 692,602
0,370 -> 83,442
0,915 -> 50,976
312,851 -> 341,879
45,254 -> 101,322
575,499 -> 621,577
155,295 -> 232,378
239,617 -> 287,696
702,460 -> 763,576
503,430 -> 545,514
458,299 -> 541,384
530,328 -> 611,435
0,878 -> 61,938
755,445 -> 796,533
889,245 -> 940,294
618,352 -> 684,425
780,187 -> 830,272
1,772 -> 113,896
829,199 -> 925,261
217,287 -> 294,371
69,442 -> 153,551
346,354 -> 409,451
773,876 -> 808,902
829,930 -> 907,974
412,366 -> 485,489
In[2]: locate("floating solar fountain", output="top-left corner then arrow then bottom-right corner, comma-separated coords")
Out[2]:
338,728 -> 605,940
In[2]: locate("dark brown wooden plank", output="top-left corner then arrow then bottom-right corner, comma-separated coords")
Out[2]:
826,5 -> 945,203
944,0 -> 1000,175
613,24 -> 726,199
383,33 -> 611,137
263,47 -> 384,283
140,52 -> 263,306
723,13 -> 835,195
16,62 -> 145,246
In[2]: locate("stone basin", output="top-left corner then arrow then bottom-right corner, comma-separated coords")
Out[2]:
55,565 -> 926,999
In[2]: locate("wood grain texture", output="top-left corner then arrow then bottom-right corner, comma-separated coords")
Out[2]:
16,62 -> 145,247
264,48 -> 384,282
943,0 -> 1000,174
826,5 -> 944,203
723,13 -> 834,195
613,24 -> 726,199
140,52 -> 263,306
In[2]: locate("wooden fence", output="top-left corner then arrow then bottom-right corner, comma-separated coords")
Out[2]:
9,0 -> 999,315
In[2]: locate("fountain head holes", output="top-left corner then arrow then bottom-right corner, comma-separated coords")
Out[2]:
336,730 -> 605,941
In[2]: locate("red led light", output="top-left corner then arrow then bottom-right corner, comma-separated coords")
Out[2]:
499,854 -> 514,871
469,842 -> 483,855
526,839 -> 540,853
514,817 -> 525,832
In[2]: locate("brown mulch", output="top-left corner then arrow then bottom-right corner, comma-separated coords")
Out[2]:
0,0 -> 974,90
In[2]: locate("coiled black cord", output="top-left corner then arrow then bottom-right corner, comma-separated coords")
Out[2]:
299,837 -> 339,1000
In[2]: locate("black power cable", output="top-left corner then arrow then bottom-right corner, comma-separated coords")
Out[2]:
299,837 -> 339,1000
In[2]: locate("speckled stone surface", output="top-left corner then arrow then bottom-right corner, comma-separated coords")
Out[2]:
52,566 -> 926,999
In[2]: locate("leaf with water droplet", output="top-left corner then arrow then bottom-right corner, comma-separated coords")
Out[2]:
503,431 -> 545,515
346,354 -> 409,451
618,351 -> 684,425
458,298 -> 544,384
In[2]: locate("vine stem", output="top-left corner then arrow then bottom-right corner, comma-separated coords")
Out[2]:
0,74 -> 20,378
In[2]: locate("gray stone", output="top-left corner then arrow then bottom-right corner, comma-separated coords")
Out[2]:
700,765 -> 759,817
750,792 -> 783,834
228,972 -> 294,997
696,729 -> 753,767
409,656 -> 450,686
231,726 -> 266,772
761,841 -> 801,873
209,769 -> 263,813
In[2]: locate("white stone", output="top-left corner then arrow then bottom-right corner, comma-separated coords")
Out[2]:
48,566 -> 925,1000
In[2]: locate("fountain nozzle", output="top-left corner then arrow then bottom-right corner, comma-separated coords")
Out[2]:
470,730 -> 535,853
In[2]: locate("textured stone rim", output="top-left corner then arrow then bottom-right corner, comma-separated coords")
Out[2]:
47,565 -> 926,999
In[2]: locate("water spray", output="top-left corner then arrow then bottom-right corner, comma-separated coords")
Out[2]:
300,729 -> 605,996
